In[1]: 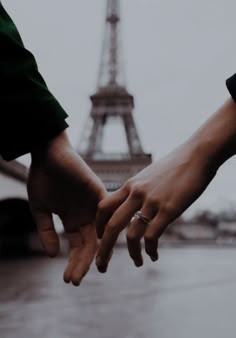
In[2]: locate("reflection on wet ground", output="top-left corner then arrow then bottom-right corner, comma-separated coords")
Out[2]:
0,247 -> 236,338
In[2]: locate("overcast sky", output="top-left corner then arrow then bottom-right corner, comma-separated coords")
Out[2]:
4,0 -> 236,214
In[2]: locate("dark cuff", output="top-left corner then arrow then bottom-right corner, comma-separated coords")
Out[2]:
226,73 -> 236,103
0,105 -> 69,161
0,120 -> 69,162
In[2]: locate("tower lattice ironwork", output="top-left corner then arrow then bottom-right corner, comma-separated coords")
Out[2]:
79,0 -> 152,191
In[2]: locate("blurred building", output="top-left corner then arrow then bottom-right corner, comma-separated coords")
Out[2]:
170,222 -> 217,242
217,222 -> 236,244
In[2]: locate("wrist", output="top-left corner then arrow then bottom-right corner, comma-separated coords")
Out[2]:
30,131 -> 72,166
30,130 -> 105,194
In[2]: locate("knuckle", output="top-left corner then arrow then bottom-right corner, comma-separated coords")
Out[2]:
123,177 -> 137,194
146,196 -> 158,209
160,203 -> 176,217
123,178 -> 134,192
97,201 -> 107,214
126,232 -> 139,242
106,222 -> 119,236
144,233 -> 156,243
130,183 -> 144,200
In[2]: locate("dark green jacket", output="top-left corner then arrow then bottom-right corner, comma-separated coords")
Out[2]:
1,3 -> 236,163
0,3 -> 68,161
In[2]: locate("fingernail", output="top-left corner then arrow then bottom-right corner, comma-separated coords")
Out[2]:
151,254 -> 158,262
96,256 -> 108,273
134,260 -> 143,267
98,265 -> 107,273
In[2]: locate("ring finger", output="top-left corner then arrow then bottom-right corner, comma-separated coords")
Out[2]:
126,204 -> 157,267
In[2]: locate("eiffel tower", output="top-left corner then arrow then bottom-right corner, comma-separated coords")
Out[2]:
79,0 -> 152,191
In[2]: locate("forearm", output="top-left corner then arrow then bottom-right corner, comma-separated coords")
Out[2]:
30,130 -> 71,163
30,131 -> 87,173
183,98 -> 236,171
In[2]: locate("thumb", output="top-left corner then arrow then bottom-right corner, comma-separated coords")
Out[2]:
31,209 -> 60,257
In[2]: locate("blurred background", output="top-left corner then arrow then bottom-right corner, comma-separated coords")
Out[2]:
1,0 -> 236,337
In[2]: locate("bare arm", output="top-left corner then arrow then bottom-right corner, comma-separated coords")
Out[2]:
95,98 -> 236,272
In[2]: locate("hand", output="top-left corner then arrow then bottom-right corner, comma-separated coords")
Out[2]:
95,99 -> 236,272
96,98 -> 236,272
27,131 -> 107,286
95,144 -> 216,272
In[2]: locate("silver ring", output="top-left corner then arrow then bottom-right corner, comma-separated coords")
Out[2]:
133,211 -> 151,225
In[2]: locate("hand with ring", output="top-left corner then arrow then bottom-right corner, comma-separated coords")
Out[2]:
95,144 -> 216,272
95,99 -> 236,272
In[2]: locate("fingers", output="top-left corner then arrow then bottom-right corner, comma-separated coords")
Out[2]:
96,195 -> 142,272
63,238 -> 83,285
96,188 -> 129,239
64,224 -> 97,286
144,211 -> 169,239
32,209 -> 60,257
144,211 -> 171,260
96,179 -> 175,272
144,236 -> 159,262
126,204 -> 157,267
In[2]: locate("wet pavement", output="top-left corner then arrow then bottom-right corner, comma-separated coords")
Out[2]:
0,247 -> 236,338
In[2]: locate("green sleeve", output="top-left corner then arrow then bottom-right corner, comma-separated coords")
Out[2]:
0,3 -> 69,161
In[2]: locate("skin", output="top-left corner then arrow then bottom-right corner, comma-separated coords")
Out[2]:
95,98 -> 236,272
28,131 -> 107,286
